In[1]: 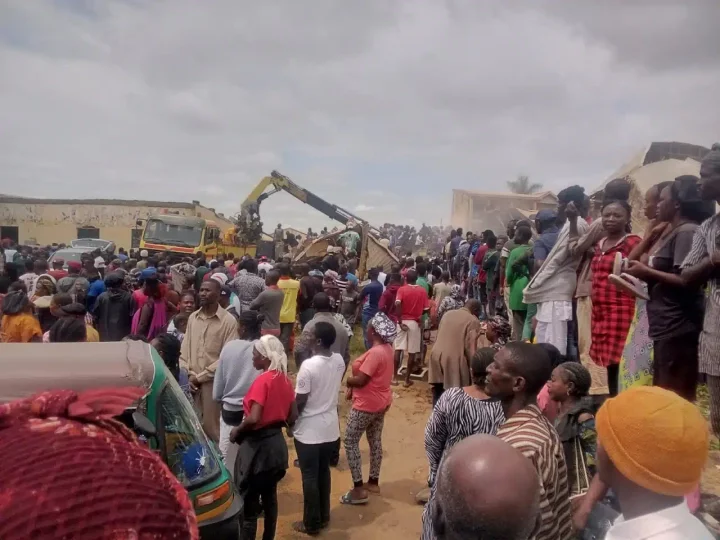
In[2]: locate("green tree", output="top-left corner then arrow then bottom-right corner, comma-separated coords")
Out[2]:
507,175 -> 543,194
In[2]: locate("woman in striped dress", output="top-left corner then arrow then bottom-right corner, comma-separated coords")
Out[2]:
421,347 -> 505,540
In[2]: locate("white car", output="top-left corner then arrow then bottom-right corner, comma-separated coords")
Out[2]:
70,238 -> 116,253
47,247 -> 95,270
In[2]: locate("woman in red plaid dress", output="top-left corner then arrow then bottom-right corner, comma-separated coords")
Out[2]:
590,200 -> 642,396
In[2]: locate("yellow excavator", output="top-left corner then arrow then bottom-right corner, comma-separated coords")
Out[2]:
240,170 -> 378,231
228,171 -> 395,273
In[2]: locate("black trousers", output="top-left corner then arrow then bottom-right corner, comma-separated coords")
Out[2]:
607,364 -> 619,397
653,332 -> 700,402
279,323 -> 294,354
241,471 -> 280,540
294,439 -> 337,532
431,383 -> 444,406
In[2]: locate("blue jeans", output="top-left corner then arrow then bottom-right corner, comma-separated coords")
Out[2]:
361,309 -> 377,351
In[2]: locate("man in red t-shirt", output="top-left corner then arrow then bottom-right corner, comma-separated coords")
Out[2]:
394,269 -> 429,387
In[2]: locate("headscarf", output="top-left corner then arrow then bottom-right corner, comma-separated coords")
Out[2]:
596,386 -> 708,497
488,315 -> 511,350
437,284 -> 465,323
254,335 -> 288,375
324,269 -> 339,281
369,311 -> 397,344
309,269 -> 324,278
171,262 -> 196,291
30,275 -> 57,309
0,388 -> 199,540
449,284 -> 463,301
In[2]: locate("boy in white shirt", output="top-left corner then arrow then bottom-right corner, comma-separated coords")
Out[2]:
292,321 -> 346,535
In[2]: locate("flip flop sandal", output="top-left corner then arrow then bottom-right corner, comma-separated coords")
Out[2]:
340,490 -> 369,505
608,274 -> 650,300
621,273 -> 650,300
613,252 -> 626,275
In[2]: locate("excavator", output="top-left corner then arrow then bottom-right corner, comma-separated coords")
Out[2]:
239,170 -> 379,233
228,171 -> 395,273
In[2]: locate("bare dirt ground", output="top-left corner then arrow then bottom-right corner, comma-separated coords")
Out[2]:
270,382 -> 432,539
249,340 -> 720,538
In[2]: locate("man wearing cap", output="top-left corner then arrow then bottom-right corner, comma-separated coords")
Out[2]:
523,190 -> 589,356
47,258 -> 68,281
136,250 -> 149,270
593,387 -> 712,538
257,256 -> 273,277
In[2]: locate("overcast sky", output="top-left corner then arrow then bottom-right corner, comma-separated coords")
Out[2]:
1,1 -> 718,233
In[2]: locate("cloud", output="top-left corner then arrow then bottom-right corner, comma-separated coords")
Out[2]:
0,0 -> 718,233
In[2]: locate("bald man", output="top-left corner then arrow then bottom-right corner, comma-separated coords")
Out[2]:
423,434 -> 540,540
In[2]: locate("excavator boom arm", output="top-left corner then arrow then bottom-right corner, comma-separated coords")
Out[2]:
241,170 -> 375,230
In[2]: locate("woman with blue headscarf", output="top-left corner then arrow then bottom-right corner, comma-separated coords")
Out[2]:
341,312 -> 397,505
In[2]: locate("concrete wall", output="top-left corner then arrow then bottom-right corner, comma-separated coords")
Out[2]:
0,201 -> 235,248
451,191 -> 473,230
451,190 -> 557,232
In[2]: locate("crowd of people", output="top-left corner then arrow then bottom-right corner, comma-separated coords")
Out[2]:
1,143 -> 720,539
417,143 -> 720,539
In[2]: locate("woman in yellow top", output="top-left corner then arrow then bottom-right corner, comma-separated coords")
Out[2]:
277,263 -> 300,353
1,288 -> 42,343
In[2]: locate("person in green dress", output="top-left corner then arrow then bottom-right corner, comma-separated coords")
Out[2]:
505,225 -> 533,340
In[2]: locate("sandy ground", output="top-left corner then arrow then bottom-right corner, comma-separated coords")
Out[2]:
267,382 -> 432,539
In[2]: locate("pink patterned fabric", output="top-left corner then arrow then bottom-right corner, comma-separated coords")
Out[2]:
0,388 -> 198,540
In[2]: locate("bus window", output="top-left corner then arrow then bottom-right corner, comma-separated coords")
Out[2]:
143,219 -> 203,248
205,228 -> 219,244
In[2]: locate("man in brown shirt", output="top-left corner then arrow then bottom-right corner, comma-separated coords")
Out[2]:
180,279 -> 238,442
487,342 -> 573,540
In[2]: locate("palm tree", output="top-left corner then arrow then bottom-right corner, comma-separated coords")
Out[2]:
507,175 -> 543,194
